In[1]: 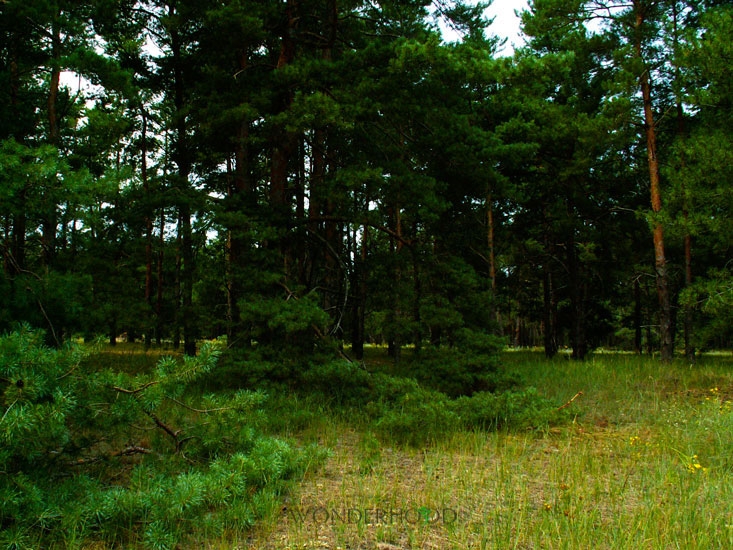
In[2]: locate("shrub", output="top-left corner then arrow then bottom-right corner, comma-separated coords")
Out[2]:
298,360 -> 374,407
0,326 -> 323,549
452,388 -> 568,431
373,386 -> 459,447
402,330 -> 511,397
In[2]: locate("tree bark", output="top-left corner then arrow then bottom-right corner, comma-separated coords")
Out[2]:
156,206 -> 165,346
142,110 -> 153,350
270,0 -> 299,212
567,230 -> 588,361
672,2 -> 694,363
635,2 -> 673,362
170,3 -> 196,356
43,11 -> 62,269
542,267 -> 558,358
8,34 -> 26,276
542,225 -> 558,358
350,223 -> 368,360
226,49 -> 255,349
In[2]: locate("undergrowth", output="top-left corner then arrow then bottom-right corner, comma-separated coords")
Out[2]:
0,329 -> 572,548
258,345 -> 571,447
0,327 -> 327,549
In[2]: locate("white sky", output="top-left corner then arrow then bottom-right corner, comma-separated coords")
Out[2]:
484,0 -> 530,54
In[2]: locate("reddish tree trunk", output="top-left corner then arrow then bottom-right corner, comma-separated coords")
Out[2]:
270,0 -> 299,211
635,3 -> 674,362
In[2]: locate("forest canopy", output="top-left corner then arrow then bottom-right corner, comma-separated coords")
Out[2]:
1,0 -> 731,361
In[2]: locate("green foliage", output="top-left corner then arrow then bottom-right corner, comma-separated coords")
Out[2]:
372,386 -> 459,447
453,387 -> 569,431
298,360 -> 374,407
0,328 -> 321,548
364,380 -> 565,447
0,326 -> 83,467
282,350 -> 562,448
390,330 -> 508,397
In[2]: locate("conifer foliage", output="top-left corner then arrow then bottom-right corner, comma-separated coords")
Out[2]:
0,327 -> 320,548
1,0 -> 730,357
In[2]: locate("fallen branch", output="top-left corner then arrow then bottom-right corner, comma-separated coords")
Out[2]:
558,390 -> 584,411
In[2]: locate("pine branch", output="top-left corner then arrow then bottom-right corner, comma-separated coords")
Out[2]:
144,408 -> 181,448
165,397 -> 236,414
277,282 -> 354,364
111,380 -> 159,394
68,445 -> 152,466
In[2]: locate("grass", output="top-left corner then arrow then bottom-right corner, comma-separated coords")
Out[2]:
24,343 -> 730,548
239,349 -> 733,549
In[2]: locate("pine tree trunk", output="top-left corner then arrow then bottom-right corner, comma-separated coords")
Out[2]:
156,207 -> 165,346
226,49 -> 255,348
635,3 -> 673,362
543,267 -> 558,358
43,12 -> 61,269
412,247 -> 421,354
270,0 -> 298,213
542,226 -> 558,358
142,110 -> 153,350
170,5 -> 196,356
8,35 -> 26,276
634,277 -> 643,354
351,224 -> 368,360
567,230 -> 588,361
180,203 -> 195,356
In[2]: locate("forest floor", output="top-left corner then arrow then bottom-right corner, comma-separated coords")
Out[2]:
242,350 -> 733,550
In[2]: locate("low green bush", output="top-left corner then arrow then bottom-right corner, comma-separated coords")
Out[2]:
0,326 -> 324,549
452,387 -> 569,431
372,386 -> 458,447
393,330 -> 515,397
298,360 -> 374,407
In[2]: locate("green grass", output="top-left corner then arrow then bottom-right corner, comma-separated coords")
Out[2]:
19,342 -> 730,548
243,350 -> 733,549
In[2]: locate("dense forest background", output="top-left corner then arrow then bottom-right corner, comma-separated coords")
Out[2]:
1,0 -> 731,362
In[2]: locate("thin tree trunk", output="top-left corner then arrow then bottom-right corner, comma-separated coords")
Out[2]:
9,35 -> 26,276
567,230 -> 588,361
180,203 -> 195,356
142,110 -> 153,350
542,223 -> 558,358
635,3 -> 673,362
226,44 -> 255,348
351,223 -> 368,360
170,4 -> 195,356
270,0 -> 298,213
156,206 -> 165,346
43,12 -> 61,269
487,191 -> 501,333
683,230 -> 694,362
487,195 -> 496,292
173,213 -> 181,351
670,2 -> 694,363
543,267 -> 558,358
388,206 -> 403,364
634,276 -> 643,354
412,245 -> 421,354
